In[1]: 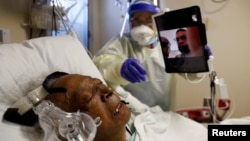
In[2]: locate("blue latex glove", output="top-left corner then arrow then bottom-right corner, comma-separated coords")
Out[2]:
205,45 -> 213,59
120,58 -> 147,83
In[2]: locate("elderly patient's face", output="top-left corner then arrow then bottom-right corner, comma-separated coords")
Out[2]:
45,74 -> 131,140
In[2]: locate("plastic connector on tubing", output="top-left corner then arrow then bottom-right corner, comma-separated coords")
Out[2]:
218,99 -> 230,110
208,56 -> 214,72
12,86 -> 48,115
209,56 -> 214,60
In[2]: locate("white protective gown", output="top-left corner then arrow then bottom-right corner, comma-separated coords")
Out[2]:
93,34 -> 177,111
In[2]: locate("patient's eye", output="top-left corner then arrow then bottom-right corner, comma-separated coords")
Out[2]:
86,93 -> 93,103
105,92 -> 112,99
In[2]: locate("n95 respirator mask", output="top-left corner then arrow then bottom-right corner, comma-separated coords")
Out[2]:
130,25 -> 158,46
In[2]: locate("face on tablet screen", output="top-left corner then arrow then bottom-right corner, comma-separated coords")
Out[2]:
159,26 -> 203,59
153,6 -> 209,73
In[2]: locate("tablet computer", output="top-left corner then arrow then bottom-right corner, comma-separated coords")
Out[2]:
153,6 -> 209,73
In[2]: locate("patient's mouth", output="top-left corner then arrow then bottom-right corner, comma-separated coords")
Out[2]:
114,103 -> 121,116
113,101 -> 129,117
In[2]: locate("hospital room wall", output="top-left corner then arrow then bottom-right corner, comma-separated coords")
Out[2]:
0,0 -> 31,43
88,0 -> 128,54
89,0 -> 250,119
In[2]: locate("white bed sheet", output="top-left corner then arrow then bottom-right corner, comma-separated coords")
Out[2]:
0,33 -> 105,141
0,32 -> 228,141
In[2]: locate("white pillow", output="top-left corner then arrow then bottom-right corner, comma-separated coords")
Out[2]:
0,33 -> 105,141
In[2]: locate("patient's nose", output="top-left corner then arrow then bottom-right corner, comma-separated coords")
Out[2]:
102,89 -> 113,102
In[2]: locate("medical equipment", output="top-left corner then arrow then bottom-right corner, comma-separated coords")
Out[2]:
117,0 -> 160,37
208,69 -> 231,123
127,0 -> 160,15
176,107 -> 212,123
29,0 -> 77,37
2,86 -> 49,126
116,0 -> 132,37
177,56 -> 231,123
11,86 -> 48,115
33,100 -> 101,141
153,6 -> 209,73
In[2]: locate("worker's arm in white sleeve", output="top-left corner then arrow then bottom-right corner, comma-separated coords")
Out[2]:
92,36 -> 129,87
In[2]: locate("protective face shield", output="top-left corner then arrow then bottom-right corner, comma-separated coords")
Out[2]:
128,0 -> 160,16
130,24 -> 158,46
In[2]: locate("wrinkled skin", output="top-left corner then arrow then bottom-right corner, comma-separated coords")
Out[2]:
44,74 -> 131,141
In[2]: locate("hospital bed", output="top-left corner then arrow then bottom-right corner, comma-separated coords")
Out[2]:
0,33 -> 106,141
0,33 -> 249,141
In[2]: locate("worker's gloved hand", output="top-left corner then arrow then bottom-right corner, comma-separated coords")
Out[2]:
120,58 -> 147,83
204,45 -> 213,60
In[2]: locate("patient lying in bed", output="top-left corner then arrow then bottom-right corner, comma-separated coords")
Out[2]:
41,71 -> 207,141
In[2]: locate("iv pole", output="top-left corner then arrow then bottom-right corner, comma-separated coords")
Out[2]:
208,56 -> 218,123
209,70 -> 217,122
119,0 -> 132,37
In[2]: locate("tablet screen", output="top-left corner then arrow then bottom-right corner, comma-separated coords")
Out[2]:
153,6 -> 209,73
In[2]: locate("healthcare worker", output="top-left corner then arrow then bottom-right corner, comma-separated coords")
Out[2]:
93,0 -> 209,111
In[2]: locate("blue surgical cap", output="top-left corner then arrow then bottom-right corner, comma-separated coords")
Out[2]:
128,0 -> 160,16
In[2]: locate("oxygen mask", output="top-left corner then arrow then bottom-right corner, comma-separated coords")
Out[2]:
33,100 -> 102,141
